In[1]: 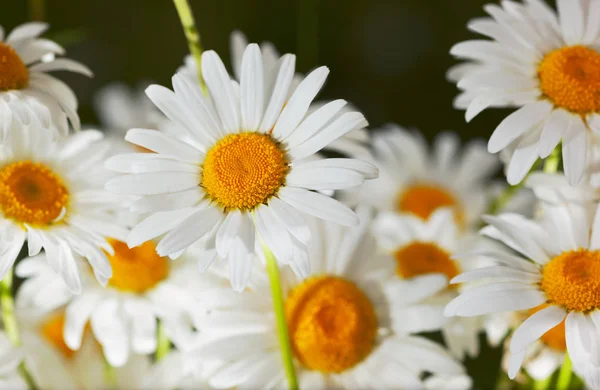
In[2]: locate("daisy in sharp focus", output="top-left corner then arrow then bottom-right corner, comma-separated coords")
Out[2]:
15,238 -> 200,367
0,119 -> 127,293
187,212 -> 469,389
444,200 -> 600,388
450,0 -> 600,185
106,43 -> 377,291
0,22 -> 91,135
372,207 -> 490,359
351,125 -> 499,229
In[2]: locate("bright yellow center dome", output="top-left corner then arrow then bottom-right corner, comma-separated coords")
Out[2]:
394,241 -> 460,283
397,183 -> 464,223
0,42 -> 28,91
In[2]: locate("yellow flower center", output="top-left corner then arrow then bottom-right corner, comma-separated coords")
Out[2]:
0,161 -> 69,227
397,183 -> 464,223
528,304 -> 566,351
40,313 -> 77,359
285,276 -> 378,373
106,239 -> 169,293
201,132 -> 289,211
0,42 -> 28,91
538,45 -> 600,114
394,241 -> 460,283
541,249 -> 600,312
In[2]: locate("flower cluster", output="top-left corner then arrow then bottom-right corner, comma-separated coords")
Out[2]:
1,0 -> 600,389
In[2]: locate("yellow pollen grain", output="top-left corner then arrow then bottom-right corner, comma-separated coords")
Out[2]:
541,249 -> 600,312
397,183 -> 464,224
528,304 -> 566,351
106,239 -> 169,293
394,241 -> 460,283
40,312 -> 77,359
0,161 -> 69,227
0,42 -> 28,91
201,132 -> 289,211
285,275 -> 378,373
538,45 -> 600,114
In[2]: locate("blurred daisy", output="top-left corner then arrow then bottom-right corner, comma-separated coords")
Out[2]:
106,43 -> 377,291
450,0 -> 600,185
353,126 -> 499,229
15,240 -> 199,367
0,22 -> 92,135
373,208 -> 488,359
0,119 -> 126,293
189,214 -> 467,389
179,30 -> 371,159
445,202 -> 600,387
0,333 -> 27,389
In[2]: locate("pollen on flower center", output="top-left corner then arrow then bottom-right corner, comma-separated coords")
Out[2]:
528,304 -> 566,351
538,45 -> 600,114
41,312 -> 77,359
201,132 -> 289,211
106,239 -> 169,293
0,161 -> 69,226
285,276 -> 378,373
394,241 -> 460,282
541,249 -> 600,312
0,42 -> 28,91
397,183 -> 464,223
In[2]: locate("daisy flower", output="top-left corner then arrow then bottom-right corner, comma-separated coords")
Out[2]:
0,22 -> 92,135
444,201 -> 600,387
0,119 -> 127,293
0,333 -> 27,389
15,240 -> 200,367
188,213 -> 467,389
372,208 -> 490,359
450,0 -> 600,185
106,43 -> 377,291
352,125 -> 499,229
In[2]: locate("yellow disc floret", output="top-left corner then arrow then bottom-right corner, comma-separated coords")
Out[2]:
541,249 -> 600,312
201,132 -> 289,211
538,45 -> 600,114
106,239 -> 169,293
0,161 -> 69,227
397,183 -> 464,223
41,312 -> 77,359
0,42 -> 28,91
285,276 -> 378,373
528,304 -> 566,351
394,241 -> 459,282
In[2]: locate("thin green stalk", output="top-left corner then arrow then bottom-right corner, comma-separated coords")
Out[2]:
297,0 -> 319,70
29,0 -> 45,21
556,354 -> 573,390
543,146 -> 561,174
262,242 -> 298,390
172,0 -> 207,93
533,374 -> 553,390
154,321 -> 171,361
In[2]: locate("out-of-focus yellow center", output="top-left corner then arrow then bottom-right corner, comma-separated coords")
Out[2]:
285,276 -> 378,373
528,304 -> 566,351
106,239 -> 169,293
41,313 -> 76,359
397,183 -> 463,223
538,45 -> 600,114
0,42 -> 28,91
201,132 -> 289,211
394,241 -> 460,283
0,161 -> 69,226
541,249 -> 600,312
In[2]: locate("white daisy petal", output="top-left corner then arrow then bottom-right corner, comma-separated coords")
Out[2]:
127,208 -> 197,248
240,44 -> 264,131
509,305 -> 566,353
561,116 -> 588,185
125,128 -> 203,162
258,54 -> 296,133
284,99 -> 348,149
202,50 -> 240,133
539,108 -> 569,158
278,187 -> 359,226
557,0 -> 584,45
105,172 -> 199,195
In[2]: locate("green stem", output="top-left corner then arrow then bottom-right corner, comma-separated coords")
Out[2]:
172,0 -> 207,93
262,243 -> 298,390
29,0 -> 45,21
104,356 -> 117,389
154,321 -> 171,361
297,0 -> 319,70
543,146 -> 561,174
1,269 -> 37,390
533,374 -> 553,390
556,354 -> 573,390
488,159 -> 542,215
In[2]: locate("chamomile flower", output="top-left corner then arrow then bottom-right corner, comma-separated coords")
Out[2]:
353,126 -> 499,229
0,22 -> 91,135
373,208 -> 488,359
0,119 -> 127,293
106,43 -> 377,291
444,202 -> 600,387
15,242 -> 199,367
450,0 -> 600,185
0,333 -> 27,389
189,213 -> 466,389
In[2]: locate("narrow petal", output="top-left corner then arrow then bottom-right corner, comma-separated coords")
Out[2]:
278,187 -> 358,227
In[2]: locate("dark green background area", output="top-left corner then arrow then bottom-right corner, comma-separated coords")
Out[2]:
4,1 -> 562,388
